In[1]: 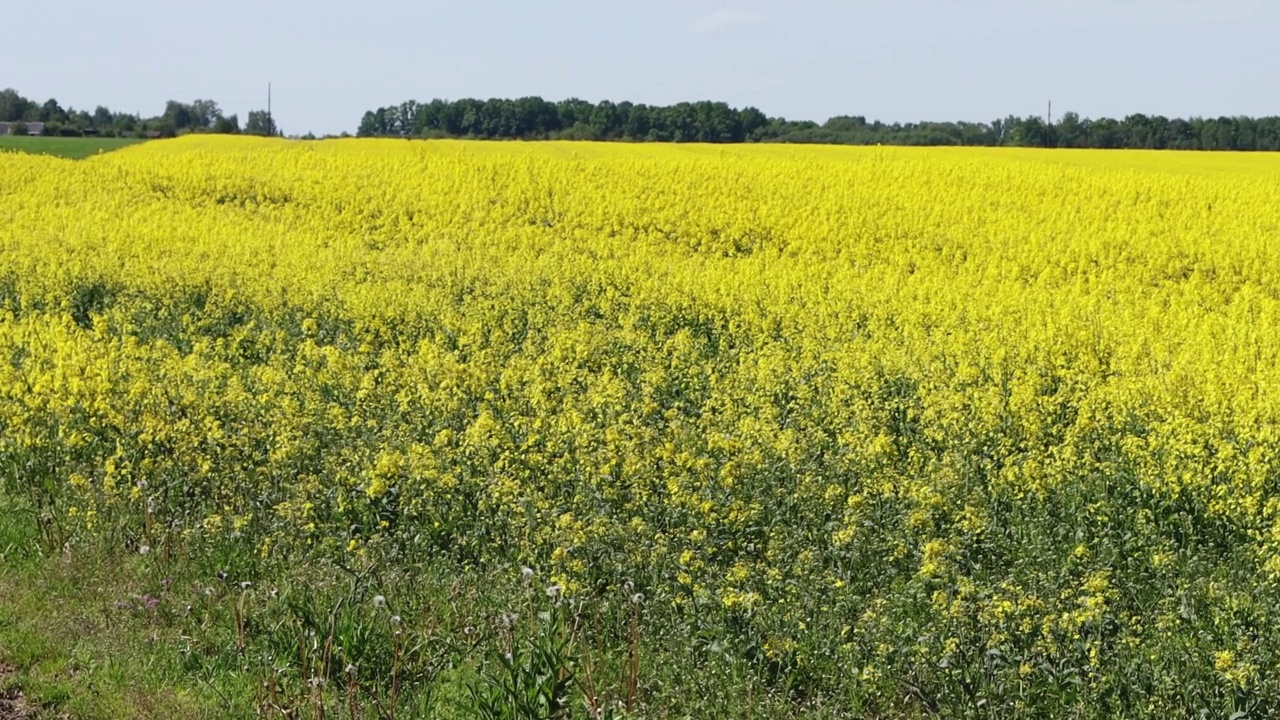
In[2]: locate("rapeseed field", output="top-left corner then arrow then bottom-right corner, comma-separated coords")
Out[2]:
3,137 -> 1280,717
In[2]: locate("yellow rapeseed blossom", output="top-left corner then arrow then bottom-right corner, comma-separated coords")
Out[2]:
5,138 -> 1280,706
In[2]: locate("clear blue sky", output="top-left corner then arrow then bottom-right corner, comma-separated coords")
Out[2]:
3,0 -> 1276,136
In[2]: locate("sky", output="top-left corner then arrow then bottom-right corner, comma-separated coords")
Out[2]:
3,0 -> 1277,137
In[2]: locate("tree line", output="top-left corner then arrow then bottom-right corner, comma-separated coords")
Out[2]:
6,87 -> 1276,150
359,97 -> 1280,151
0,88 -> 279,138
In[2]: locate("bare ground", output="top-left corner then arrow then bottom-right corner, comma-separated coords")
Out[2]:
0,664 -> 30,720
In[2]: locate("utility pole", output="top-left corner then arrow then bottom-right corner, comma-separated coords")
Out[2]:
268,82 -> 273,137
1047,100 -> 1053,148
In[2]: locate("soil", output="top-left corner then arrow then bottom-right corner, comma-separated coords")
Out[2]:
0,663 -> 30,720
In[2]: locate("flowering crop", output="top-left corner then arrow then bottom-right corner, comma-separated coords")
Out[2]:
4,137 -> 1280,714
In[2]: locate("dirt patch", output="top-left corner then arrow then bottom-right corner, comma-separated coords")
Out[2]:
0,663 -> 31,720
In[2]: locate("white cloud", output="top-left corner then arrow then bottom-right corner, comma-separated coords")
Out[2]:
694,9 -> 768,36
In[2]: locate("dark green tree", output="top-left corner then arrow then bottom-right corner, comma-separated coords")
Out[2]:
190,99 -> 224,130
39,98 -> 68,123
212,114 -> 241,134
0,89 -> 33,122
245,110 -> 277,136
347,94 -> 1280,152
163,101 -> 195,131
92,106 -> 114,128
1055,112 -> 1085,148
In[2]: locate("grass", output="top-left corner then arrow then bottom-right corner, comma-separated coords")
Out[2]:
0,487 -> 808,720
0,493 -> 225,719
0,489 -> 595,719
0,136 -> 145,160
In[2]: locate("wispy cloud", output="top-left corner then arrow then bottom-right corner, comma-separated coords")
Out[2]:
694,9 -> 769,36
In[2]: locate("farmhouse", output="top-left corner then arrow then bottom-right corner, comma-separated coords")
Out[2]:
0,121 -> 46,136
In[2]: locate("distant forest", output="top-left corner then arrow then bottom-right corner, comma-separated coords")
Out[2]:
6,86 -> 1277,150
360,97 -> 1280,151
0,88 -> 279,138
